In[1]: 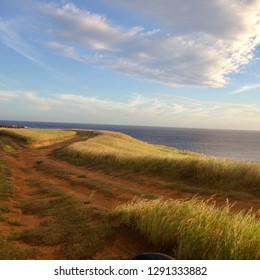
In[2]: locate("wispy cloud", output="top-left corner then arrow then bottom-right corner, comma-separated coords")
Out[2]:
231,84 -> 260,94
1,90 -> 260,123
0,18 -> 47,67
0,90 -> 18,101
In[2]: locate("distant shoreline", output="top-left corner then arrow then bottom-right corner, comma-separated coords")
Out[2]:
1,120 -> 259,162
0,124 -> 26,129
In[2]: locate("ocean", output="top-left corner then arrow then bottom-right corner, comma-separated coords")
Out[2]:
1,120 -> 260,162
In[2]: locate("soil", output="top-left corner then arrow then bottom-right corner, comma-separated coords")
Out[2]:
0,134 -> 259,259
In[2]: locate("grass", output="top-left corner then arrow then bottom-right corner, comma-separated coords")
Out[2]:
18,205 -> 113,259
34,161 -> 77,179
116,198 -> 260,260
0,239 -> 32,260
35,161 -> 155,199
27,180 -> 65,197
63,131 -> 199,159
14,178 -> 113,259
0,204 -> 10,213
0,138 -> 17,155
56,131 -> 260,198
18,198 -> 113,259
7,219 -> 22,226
0,128 -> 76,146
0,159 -> 13,201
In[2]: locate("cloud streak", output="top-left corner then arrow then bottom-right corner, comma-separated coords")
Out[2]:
231,84 -> 260,94
1,90 -> 259,123
0,18 -> 47,67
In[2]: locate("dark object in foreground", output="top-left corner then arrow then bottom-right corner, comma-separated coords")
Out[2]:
133,252 -> 175,260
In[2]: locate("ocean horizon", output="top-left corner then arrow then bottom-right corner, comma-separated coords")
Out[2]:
1,120 -> 260,162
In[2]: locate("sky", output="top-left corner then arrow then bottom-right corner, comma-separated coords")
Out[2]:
0,0 -> 259,130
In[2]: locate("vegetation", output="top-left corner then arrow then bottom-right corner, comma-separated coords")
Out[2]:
63,131 -> 199,159
0,159 -> 29,259
34,161 -> 77,180
1,128 -> 259,259
0,137 -> 16,155
34,161 -> 154,199
17,180 -> 113,259
116,198 -> 260,260
57,131 -> 260,197
0,159 -> 13,201
0,239 -> 32,260
0,128 -> 76,146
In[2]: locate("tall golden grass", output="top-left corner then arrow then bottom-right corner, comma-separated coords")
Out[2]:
0,128 -> 76,146
61,131 -> 260,197
66,131 -> 199,159
116,198 -> 260,259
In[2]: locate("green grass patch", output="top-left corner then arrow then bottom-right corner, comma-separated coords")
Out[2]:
7,219 -> 22,226
0,138 -> 17,154
0,159 -> 13,201
116,198 -> 260,260
34,161 -> 77,179
0,204 -> 10,213
0,238 -> 33,260
20,196 -> 74,216
15,177 -> 115,259
19,206 -> 113,259
0,215 -> 7,222
27,180 -> 65,197
18,197 -> 113,259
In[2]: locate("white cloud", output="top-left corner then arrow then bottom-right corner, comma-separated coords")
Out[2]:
46,41 -> 84,62
0,18 -> 47,67
37,1 -> 260,87
231,84 -> 260,94
25,91 -> 62,111
0,91 -> 18,101
1,90 -> 260,126
113,0 -> 259,38
41,2 -> 143,50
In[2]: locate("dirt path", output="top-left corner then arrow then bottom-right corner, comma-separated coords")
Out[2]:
1,134 -> 259,259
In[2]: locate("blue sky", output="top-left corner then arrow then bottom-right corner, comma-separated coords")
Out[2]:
0,0 -> 259,130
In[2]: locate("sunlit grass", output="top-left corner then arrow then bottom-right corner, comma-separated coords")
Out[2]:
58,131 -> 260,197
0,128 -> 76,146
116,198 -> 260,260
66,131 -> 199,159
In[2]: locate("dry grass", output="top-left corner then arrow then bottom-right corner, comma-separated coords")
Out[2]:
66,131 -> 199,159
59,131 -> 260,197
116,198 -> 260,260
0,128 -> 76,146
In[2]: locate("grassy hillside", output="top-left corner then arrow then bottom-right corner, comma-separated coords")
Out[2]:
65,131 -> 200,159
0,128 -> 76,146
57,131 -> 260,198
116,198 -> 260,259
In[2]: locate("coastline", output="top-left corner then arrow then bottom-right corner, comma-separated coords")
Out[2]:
0,120 -> 260,162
